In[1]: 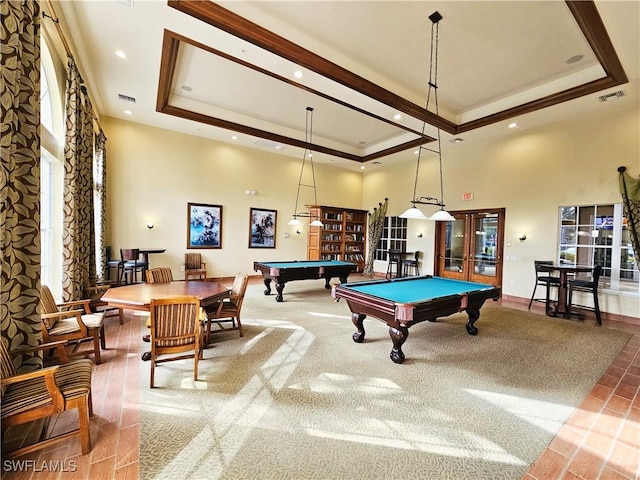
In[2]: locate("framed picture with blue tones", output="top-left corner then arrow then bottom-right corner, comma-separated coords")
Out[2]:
187,203 -> 222,249
249,207 -> 277,248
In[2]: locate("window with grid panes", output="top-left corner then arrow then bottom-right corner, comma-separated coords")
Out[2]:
558,204 -> 638,294
375,217 -> 407,261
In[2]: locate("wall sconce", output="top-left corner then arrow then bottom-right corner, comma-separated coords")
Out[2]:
146,222 -> 154,229
518,233 -> 527,242
416,232 -> 423,238
296,229 -> 301,235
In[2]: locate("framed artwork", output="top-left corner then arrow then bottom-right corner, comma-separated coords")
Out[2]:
187,203 -> 222,249
249,208 -> 277,248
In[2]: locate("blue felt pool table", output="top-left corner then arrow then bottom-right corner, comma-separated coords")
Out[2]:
332,275 -> 501,363
253,260 -> 358,302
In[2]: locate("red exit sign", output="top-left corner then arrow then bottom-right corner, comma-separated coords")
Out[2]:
462,192 -> 474,201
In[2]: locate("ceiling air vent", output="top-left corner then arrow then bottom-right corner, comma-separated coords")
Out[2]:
254,139 -> 285,151
598,90 -> 625,102
118,94 -> 136,103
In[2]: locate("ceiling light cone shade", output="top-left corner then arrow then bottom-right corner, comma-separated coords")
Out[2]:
399,206 -> 429,219
310,219 -> 324,227
288,218 -> 301,226
428,209 -> 456,221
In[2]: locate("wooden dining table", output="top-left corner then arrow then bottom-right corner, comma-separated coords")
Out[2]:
101,280 -> 231,312
537,264 -> 594,318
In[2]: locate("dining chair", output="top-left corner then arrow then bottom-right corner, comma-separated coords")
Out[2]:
205,272 -> 249,343
105,246 -> 123,285
527,260 -> 561,313
567,265 -> 603,325
386,249 -> 402,279
40,285 -> 106,365
83,275 -> 123,325
402,251 -> 420,277
145,267 -> 174,284
148,296 -> 205,388
184,253 -> 207,281
1,340 -> 94,457
120,248 -> 148,285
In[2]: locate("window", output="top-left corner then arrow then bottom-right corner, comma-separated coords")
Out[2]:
375,216 -> 407,261
559,204 -> 639,294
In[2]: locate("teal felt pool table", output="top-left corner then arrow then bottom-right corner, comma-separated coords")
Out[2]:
332,275 -> 501,363
253,260 -> 357,302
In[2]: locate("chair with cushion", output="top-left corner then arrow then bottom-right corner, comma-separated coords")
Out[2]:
184,253 -> 207,281
105,246 -> 123,286
148,296 -> 205,388
1,340 -> 93,457
527,260 -> 560,313
146,267 -> 174,284
120,248 -> 148,285
402,251 -> 420,276
567,264 -> 603,325
40,285 -> 105,365
205,272 -> 249,343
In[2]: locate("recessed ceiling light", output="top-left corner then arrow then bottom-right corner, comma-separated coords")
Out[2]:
115,50 -> 126,59
414,150 -> 419,155
394,114 -> 402,121
508,122 -> 519,129
360,166 -> 365,170
124,110 -> 132,115
294,70 -> 303,79
231,135 -> 238,141
449,138 -> 464,143
566,54 -> 584,64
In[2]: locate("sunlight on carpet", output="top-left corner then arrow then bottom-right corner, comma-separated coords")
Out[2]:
139,279 -> 631,480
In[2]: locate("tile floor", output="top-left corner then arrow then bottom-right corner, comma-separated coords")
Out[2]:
1,295 -> 639,480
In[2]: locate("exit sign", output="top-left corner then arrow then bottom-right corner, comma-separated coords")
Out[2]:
462,192 -> 474,201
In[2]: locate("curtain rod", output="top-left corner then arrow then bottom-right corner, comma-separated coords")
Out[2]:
41,0 -> 102,132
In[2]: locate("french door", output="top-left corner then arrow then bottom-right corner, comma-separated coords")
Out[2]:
435,208 -> 505,287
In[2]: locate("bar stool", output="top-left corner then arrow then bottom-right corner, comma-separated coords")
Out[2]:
386,249 -> 402,279
402,251 -> 420,276
567,265 -> 603,325
528,260 -> 560,313
120,248 -> 148,284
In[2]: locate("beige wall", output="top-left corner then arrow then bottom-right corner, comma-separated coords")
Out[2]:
104,97 -> 639,319
103,117 -> 364,280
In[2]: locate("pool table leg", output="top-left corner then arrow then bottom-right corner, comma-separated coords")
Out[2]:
465,308 -> 480,335
275,282 -> 285,302
388,326 -> 408,364
324,277 -> 332,289
262,278 -> 272,295
351,313 -> 366,343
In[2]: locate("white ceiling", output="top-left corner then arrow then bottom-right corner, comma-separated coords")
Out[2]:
51,0 -> 639,171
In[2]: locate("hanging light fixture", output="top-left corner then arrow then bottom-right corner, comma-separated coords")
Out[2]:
400,11 -> 455,222
289,107 -> 324,227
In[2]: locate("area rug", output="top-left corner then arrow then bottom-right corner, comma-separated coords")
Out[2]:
139,279 -> 631,480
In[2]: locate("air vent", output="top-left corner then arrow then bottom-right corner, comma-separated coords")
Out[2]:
118,94 -> 136,103
599,90 -> 625,102
254,139 -> 285,151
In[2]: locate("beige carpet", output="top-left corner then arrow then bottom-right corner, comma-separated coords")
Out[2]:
140,278 -> 631,480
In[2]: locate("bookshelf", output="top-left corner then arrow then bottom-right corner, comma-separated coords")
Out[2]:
307,206 -> 368,272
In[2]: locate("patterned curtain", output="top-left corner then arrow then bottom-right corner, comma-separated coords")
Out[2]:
618,166 -> 640,269
0,0 -> 43,371
94,130 -> 107,281
62,58 -> 95,301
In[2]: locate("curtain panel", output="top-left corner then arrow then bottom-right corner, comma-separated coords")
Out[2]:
62,58 -> 96,301
0,0 -> 43,371
618,166 -> 640,270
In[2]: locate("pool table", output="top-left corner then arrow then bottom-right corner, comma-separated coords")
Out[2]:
253,260 -> 357,302
332,275 -> 501,363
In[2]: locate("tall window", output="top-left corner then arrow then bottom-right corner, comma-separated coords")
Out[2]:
375,216 -> 407,261
559,204 -> 639,293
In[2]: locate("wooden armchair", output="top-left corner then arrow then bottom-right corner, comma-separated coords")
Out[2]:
1,340 -> 93,457
83,276 -> 123,325
40,285 -> 106,365
205,272 -> 249,342
149,296 -> 205,388
184,253 -> 207,281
